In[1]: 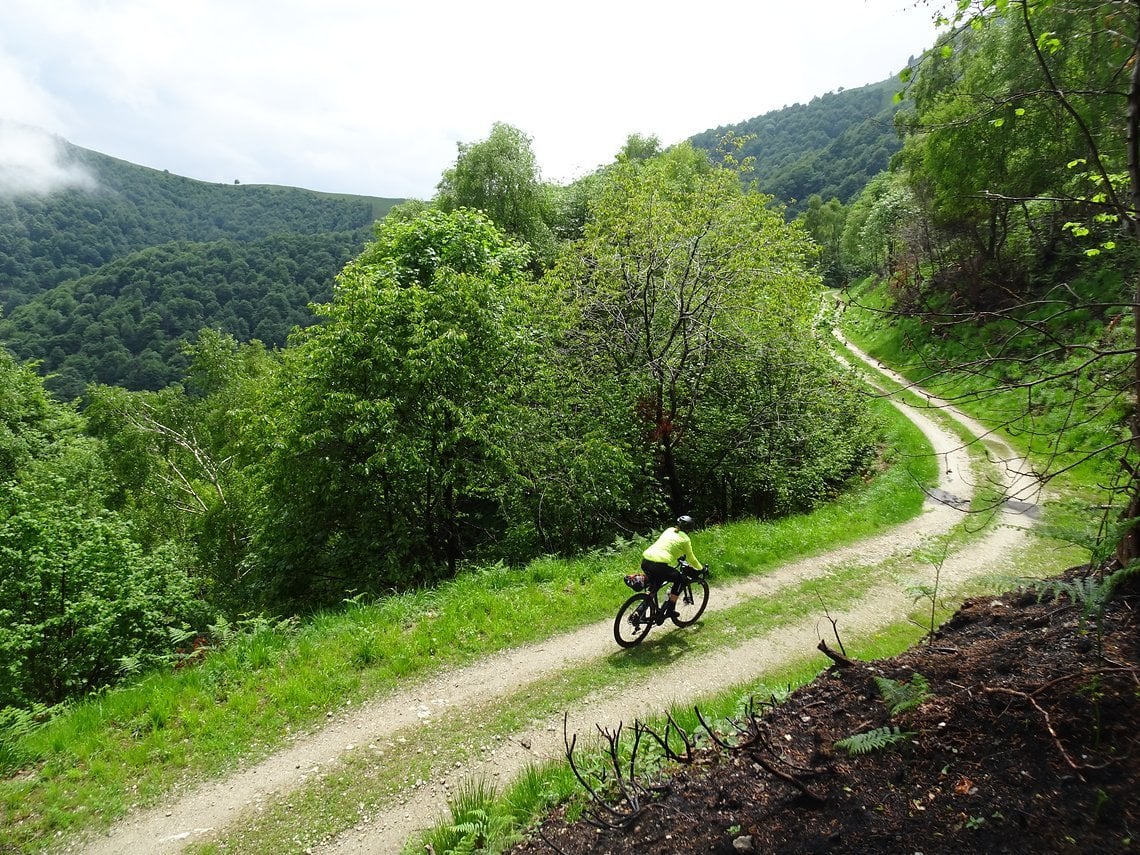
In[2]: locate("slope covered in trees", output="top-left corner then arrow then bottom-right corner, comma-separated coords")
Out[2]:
0,229 -> 370,399
836,0 -> 1138,553
0,134 -> 397,312
0,132 -> 398,393
689,77 -> 906,215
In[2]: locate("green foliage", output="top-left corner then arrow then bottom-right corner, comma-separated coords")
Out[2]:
0,703 -> 51,776
419,778 -> 512,854
0,478 -> 203,708
1032,563 -> 1140,652
249,208 -> 540,603
882,0 -> 1135,296
83,340 -> 270,609
550,141 -> 878,521
873,673 -> 932,716
834,725 -> 915,755
843,171 -> 918,279
0,351 -> 79,480
436,122 -> 557,268
0,358 -> 205,708
798,194 -> 849,286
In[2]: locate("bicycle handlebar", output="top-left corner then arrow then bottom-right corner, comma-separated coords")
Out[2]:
677,559 -> 709,580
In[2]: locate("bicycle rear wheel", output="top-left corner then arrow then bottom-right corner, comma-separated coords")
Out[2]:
614,593 -> 654,647
671,579 -> 709,627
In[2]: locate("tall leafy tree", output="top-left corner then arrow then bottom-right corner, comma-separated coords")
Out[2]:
435,123 -> 556,266
896,1 -> 1137,289
549,142 -> 876,519
872,1 -> 1140,564
0,352 -> 202,708
249,209 -> 536,604
84,331 -> 275,607
799,194 -> 849,285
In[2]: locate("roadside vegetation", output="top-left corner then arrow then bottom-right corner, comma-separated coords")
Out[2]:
1,394 -> 932,852
399,322 -> 1094,855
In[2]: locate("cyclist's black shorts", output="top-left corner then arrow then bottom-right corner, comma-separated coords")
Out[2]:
641,558 -> 686,596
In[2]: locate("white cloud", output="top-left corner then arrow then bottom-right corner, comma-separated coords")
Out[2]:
0,0 -> 948,199
0,123 -> 94,198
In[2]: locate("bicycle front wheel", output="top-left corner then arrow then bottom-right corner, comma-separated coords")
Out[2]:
614,593 -> 654,647
671,579 -> 709,627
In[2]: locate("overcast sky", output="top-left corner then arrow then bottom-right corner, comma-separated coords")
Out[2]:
1,1 -> 948,201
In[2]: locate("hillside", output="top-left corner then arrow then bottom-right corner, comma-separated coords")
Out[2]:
0,133 -> 401,394
0,93 -> 908,397
0,137 -> 399,311
0,231 -> 369,398
688,76 -> 905,214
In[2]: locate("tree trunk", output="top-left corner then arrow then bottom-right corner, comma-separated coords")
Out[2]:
1115,5 -> 1140,567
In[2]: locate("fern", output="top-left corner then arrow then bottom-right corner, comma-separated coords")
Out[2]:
1040,575 -> 1105,611
1036,564 -> 1138,623
1033,563 -> 1140,656
421,778 -> 509,854
874,673 -> 931,715
0,705 -> 48,776
835,726 -> 915,755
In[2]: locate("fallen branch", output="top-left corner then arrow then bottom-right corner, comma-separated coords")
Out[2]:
562,713 -> 640,828
817,597 -> 849,658
818,639 -> 856,668
537,827 -> 572,855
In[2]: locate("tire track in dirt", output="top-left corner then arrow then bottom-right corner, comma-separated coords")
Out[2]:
77,338 -> 1040,854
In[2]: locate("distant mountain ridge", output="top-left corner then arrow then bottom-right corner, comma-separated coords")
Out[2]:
0,138 -> 399,312
0,135 -> 401,397
688,75 -> 906,214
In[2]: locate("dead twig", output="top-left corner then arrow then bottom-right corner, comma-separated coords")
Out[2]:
562,713 -> 640,828
693,704 -> 826,803
816,597 -> 849,658
636,710 -> 696,764
537,826 -> 572,855
984,687 -> 1089,775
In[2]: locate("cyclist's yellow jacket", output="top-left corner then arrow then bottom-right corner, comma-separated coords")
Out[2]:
642,527 -> 703,570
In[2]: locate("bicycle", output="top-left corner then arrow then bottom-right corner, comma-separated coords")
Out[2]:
613,559 -> 710,648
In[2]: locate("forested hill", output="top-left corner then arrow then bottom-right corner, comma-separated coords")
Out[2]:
1,232 -> 368,398
0,83 -> 904,398
688,76 -> 905,214
0,135 -> 400,397
0,138 -> 399,312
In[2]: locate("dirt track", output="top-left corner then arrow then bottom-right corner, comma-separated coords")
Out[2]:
76,338 -> 1044,855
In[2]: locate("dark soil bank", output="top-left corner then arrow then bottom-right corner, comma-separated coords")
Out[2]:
511,571 -> 1139,854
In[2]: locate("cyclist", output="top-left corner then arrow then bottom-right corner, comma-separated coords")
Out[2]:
641,515 -> 704,623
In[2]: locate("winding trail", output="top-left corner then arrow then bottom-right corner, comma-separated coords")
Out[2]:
77,338 -> 1045,855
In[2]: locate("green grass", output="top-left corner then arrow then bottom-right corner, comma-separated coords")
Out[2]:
404,610 -> 998,854
190,517 -> 1072,855
387,288 -> 1125,855
401,527 -> 1084,855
